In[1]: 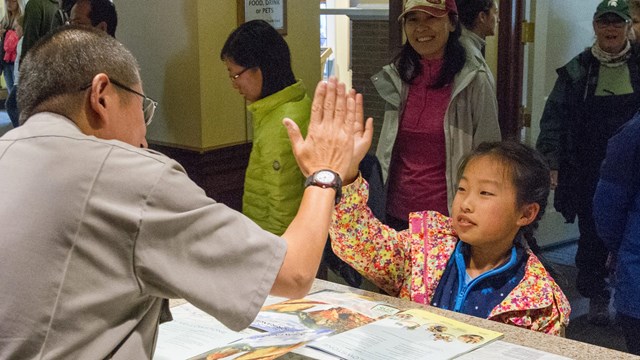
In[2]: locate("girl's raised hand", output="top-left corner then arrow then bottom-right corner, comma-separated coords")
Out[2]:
285,77 -> 371,181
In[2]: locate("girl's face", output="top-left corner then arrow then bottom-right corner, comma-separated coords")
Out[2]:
451,156 -> 536,250
594,14 -> 631,53
6,0 -> 18,12
403,11 -> 454,60
224,58 -> 263,102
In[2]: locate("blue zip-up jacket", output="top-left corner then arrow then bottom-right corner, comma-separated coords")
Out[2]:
431,241 -> 527,318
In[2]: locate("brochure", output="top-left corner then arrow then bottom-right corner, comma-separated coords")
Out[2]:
153,303 -> 255,360
309,308 -> 504,360
192,328 -> 332,360
250,289 -> 401,334
155,292 -> 506,360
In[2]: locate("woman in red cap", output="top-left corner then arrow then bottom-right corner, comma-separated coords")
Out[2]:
372,0 -> 501,231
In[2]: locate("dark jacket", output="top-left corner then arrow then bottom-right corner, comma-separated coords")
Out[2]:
593,112 -> 640,319
21,0 -> 59,58
536,46 -> 640,222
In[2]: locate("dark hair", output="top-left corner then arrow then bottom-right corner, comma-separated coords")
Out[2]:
394,13 -> 466,89
220,20 -> 296,99
456,0 -> 494,29
61,0 -> 76,14
456,141 -> 550,250
85,0 -> 117,37
18,26 -> 139,123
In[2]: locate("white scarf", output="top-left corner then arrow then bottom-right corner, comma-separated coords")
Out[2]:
591,40 -> 632,67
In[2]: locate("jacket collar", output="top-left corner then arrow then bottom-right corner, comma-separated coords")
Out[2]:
247,80 -> 307,116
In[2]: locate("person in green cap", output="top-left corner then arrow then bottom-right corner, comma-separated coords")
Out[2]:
537,0 -> 639,327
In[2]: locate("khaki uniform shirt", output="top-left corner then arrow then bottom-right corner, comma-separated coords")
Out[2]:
0,113 -> 286,359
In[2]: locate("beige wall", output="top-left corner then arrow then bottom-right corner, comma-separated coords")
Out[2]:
114,0 -> 320,151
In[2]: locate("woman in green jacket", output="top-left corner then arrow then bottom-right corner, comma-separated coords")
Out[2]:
221,20 -> 311,235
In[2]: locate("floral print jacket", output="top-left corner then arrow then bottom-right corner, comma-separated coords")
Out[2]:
329,176 -> 571,336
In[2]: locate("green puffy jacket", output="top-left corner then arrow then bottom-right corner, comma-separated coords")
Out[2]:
244,80 -> 311,235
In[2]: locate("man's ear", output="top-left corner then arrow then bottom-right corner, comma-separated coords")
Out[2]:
517,202 -> 540,227
477,11 -> 488,27
87,73 -> 111,129
96,21 -> 108,34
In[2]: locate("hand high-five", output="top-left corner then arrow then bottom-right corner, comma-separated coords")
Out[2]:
284,77 -> 373,182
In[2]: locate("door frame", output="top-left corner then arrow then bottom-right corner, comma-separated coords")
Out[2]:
497,0 -> 525,140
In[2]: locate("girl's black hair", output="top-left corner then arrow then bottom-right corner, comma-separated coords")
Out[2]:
456,0 -> 494,29
456,141 -> 550,252
393,13 -> 466,89
220,20 -> 296,99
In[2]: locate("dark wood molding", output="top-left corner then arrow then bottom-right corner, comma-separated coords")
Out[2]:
389,0 -> 403,59
496,0 -> 524,140
149,143 -> 252,212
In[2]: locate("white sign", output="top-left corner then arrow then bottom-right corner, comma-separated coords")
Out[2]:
243,0 -> 287,34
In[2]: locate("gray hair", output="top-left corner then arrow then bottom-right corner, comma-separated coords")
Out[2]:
18,25 -> 140,124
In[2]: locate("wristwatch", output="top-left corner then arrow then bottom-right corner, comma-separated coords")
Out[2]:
304,169 -> 342,205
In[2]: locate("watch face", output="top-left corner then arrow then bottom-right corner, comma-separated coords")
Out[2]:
315,170 -> 336,184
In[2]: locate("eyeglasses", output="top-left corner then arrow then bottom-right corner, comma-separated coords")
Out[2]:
229,67 -> 253,81
595,18 -> 630,29
110,79 -> 158,126
80,79 -> 158,126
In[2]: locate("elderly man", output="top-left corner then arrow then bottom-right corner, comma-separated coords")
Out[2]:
69,0 -> 117,37
0,26 -> 373,359
537,0 -> 638,326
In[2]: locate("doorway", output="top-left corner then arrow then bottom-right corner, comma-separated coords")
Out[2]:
521,0 -> 600,247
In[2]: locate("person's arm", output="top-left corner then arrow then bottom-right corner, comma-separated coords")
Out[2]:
537,75 -> 574,190
593,119 -> 640,252
469,70 -> 501,143
329,175 -> 411,296
271,78 -> 373,298
536,75 -> 571,174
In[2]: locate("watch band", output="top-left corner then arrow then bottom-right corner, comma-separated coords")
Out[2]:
304,170 -> 342,205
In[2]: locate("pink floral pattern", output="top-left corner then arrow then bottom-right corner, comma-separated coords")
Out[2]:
330,176 -> 571,336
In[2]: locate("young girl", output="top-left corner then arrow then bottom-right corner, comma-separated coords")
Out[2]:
329,141 -> 571,335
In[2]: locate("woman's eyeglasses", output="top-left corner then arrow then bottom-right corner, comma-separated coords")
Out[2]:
229,67 -> 253,81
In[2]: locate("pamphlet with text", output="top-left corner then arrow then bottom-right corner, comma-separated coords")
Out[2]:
250,289 -> 401,334
310,308 -> 504,360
